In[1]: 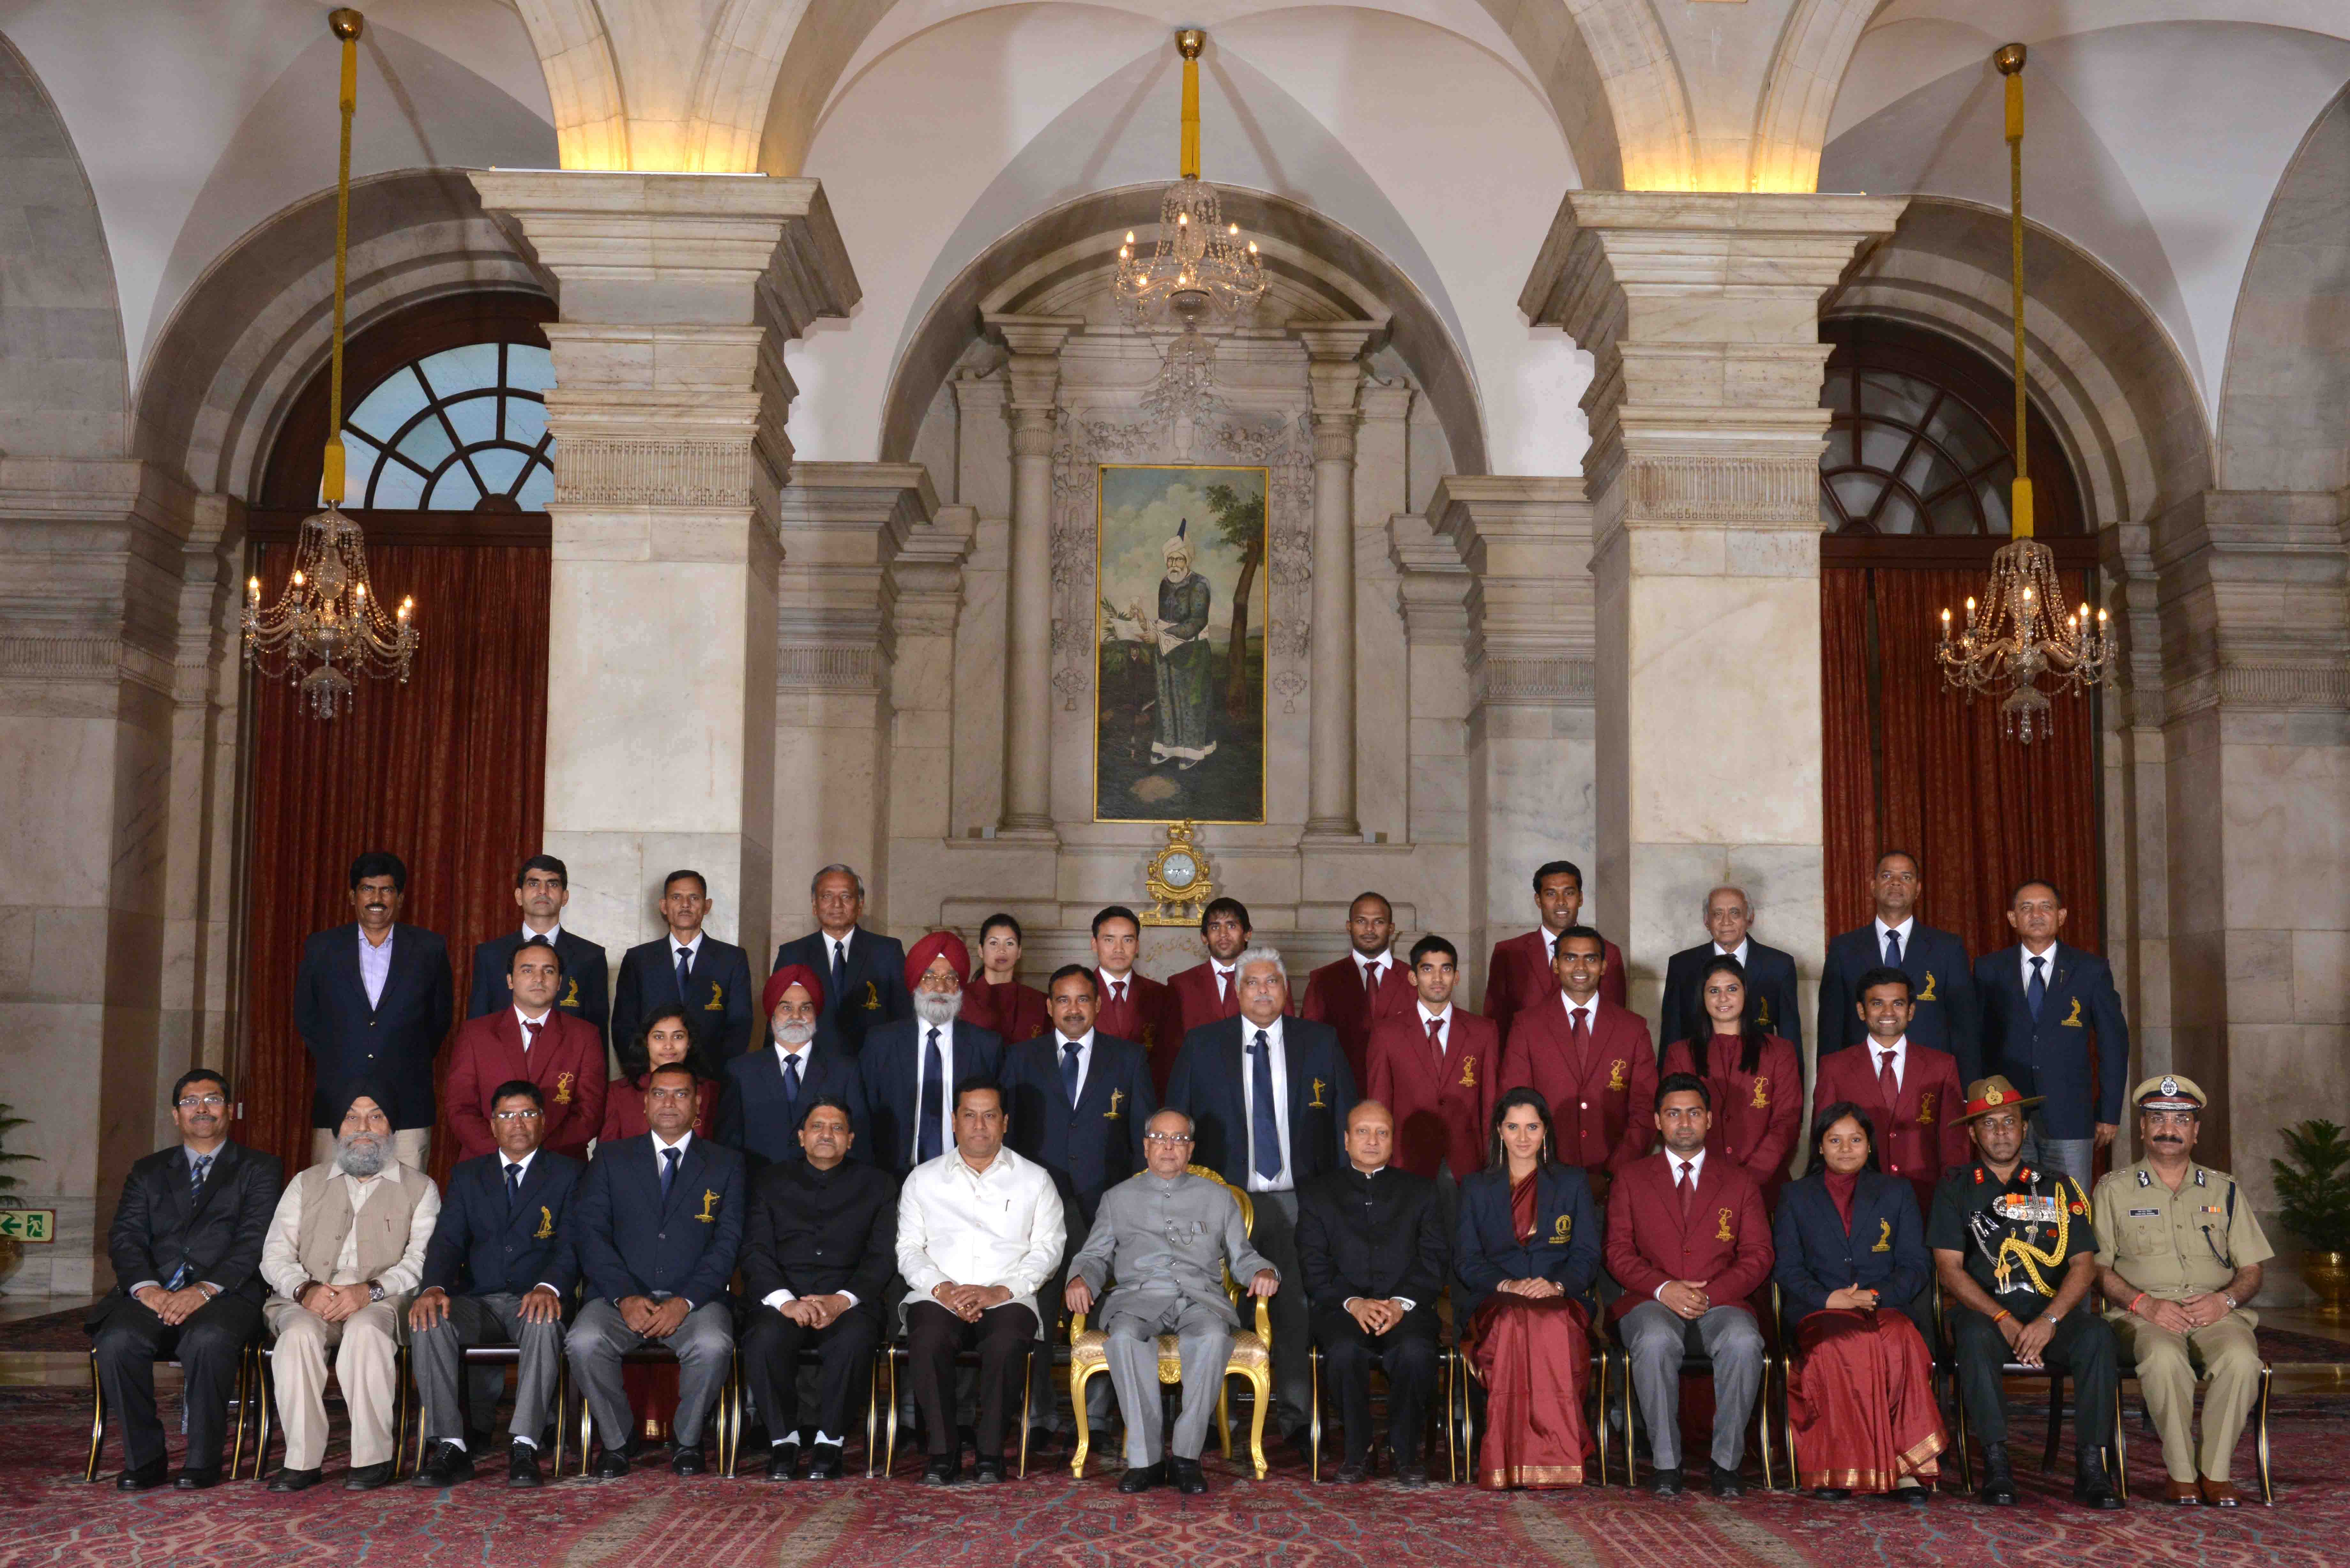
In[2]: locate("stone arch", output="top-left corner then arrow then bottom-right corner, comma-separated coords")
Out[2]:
511,0 -> 633,168
0,32 -> 130,459
876,184 -> 1486,474
134,170 -> 549,500
2216,80 -> 2350,494
1749,0 -> 1879,194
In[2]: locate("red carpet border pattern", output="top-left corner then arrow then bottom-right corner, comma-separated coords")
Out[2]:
4,1386 -> 2345,1568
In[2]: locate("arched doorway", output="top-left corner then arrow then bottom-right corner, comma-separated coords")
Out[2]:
240,291 -> 557,1176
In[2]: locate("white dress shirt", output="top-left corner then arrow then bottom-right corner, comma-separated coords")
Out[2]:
1871,1035 -> 1910,1094
671,931 -> 706,966
1239,1016 -> 1296,1193
1417,1001 -> 1452,1055
1874,917 -> 1915,962
895,1145 -> 1065,1330
358,926 -> 395,1007
261,1164 -> 440,1299
524,922 -> 563,943
2020,943 -> 2058,991
513,1003 -> 552,1046
1713,939 -> 1751,966
1652,1146 -> 1708,1302
1050,1028 -> 1095,1104
1097,967 -> 1139,1009
1353,951 -> 1393,989
1211,961 -> 1238,1002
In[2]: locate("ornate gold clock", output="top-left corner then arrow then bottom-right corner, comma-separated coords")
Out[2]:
1141,820 -> 1215,926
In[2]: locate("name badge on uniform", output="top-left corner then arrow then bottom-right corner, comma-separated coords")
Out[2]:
2127,1207 -> 2161,1217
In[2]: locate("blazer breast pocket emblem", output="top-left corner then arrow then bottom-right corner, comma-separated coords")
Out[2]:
1715,1207 -> 1735,1243
1871,1217 -> 1892,1253
1917,1092 -> 1936,1125
1749,1075 -> 1769,1110
696,1189 -> 720,1222
553,1072 -> 574,1106
534,1205 -> 554,1241
1308,1077 -> 1329,1110
1459,1056 -> 1478,1089
864,980 -> 881,1011
562,977 -> 580,1008
1917,970 -> 1937,1002
704,981 -> 724,1012
2061,997 -> 2084,1027
1607,1059 -> 1628,1092
1549,1214 -> 1572,1246
1104,1088 -> 1125,1120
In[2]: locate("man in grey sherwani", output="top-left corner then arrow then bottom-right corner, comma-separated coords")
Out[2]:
1064,1108 -> 1278,1496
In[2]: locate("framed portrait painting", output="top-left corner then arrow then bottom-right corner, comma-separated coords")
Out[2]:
1094,464 -> 1269,823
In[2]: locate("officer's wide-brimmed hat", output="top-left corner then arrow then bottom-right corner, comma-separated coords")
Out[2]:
2133,1073 -> 2206,1112
1957,1075 -> 2043,1123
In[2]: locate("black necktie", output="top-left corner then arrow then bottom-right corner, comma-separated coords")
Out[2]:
1061,1039 -> 1082,1103
831,939 -> 848,1003
166,1155 -> 212,1289
660,1145 -> 680,1202
1884,927 -> 1903,967
782,1051 -> 803,1116
675,944 -> 693,1001
2028,955 -> 2047,1023
505,1161 -> 524,1210
1249,1030 -> 1282,1182
918,1028 -> 945,1163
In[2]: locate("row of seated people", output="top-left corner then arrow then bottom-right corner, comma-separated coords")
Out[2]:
92,929 -> 2267,1507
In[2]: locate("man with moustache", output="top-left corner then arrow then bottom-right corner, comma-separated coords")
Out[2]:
260,1080 -> 442,1492
610,870 -> 756,1071
293,851 -> 452,1169
1365,934 -> 1497,1227
1656,886 -> 1804,1059
1973,879 -> 2132,1191
739,1098 -> 897,1481
87,1069 -> 282,1490
1300,892 -> 1418,1089
771,865 -> 910,1057
720,965 -> 866,1168
1091,905 -> 1184,1093
444,938 -> 606,1162
409,1081 -> 582,1489
1482,861 -> 1626,1044
1818,850 -> 1978,1064
466,855 -> 610,1052
1169,897 -> 1255,1040
2092,1076 -> 2270,1507
860,932 -> 1003,1175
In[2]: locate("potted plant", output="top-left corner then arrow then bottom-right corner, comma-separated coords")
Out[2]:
2273,1119 -> 2350,1310
0,1099 -> 34,1286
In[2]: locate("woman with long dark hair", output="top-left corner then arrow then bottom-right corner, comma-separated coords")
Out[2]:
1772,1102 -> 1944,1502
600,1004 -> 720,1142
958,912 -> 1048,1043
1454,1087 -> 1603,1488
1660,954 -> 1802,1207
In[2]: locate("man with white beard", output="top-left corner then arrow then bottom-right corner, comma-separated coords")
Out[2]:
719,964 -> 869,1167
259,1078 -> 441,1491
859,932 -> 1004,1175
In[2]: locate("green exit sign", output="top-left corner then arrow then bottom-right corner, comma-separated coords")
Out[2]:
0,1210 -> 56,1242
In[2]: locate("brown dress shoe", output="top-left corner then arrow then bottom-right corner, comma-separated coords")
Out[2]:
2198,1477 -> 2241,1508
2163,1480 -> 2201,1504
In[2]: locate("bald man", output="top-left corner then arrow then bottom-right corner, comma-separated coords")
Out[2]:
1656,888 -> 1804,1060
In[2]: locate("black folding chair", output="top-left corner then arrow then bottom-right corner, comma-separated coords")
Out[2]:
571,1343 -> 744,1476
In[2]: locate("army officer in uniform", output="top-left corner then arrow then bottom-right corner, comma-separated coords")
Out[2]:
2091,1074 -> 2271,1507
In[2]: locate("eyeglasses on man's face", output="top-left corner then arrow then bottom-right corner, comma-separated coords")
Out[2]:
1143,1132 -> 1195,1146
175,1095 -> 227,1110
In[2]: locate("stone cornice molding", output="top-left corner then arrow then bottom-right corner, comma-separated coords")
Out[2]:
776,462 -> 942,682
1387,512 -> 1473,647
1427,475 -> 1595,703
983,314 -> 1084,413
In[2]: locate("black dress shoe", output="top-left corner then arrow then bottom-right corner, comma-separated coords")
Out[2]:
920,1455 -> 960,1486
1978,1442 -> 2018,1506
1333,1460 -> 1369,1485
116,1458 -> 169,1492
973,1456 -> 1006,1484
267,1466 -> 324,1493
1649,1465 -> 1685,1497
807,1443 -> 844,1481
1394,1461 -> 1429,1489
410,1441 -> 474,1488
1171,1457 -> 1208,1496
1709,1464 -> 1746,1499
1812,1487 -> 1851,1501
343,1461 -> 396,1491
592,1449 -> 631,1480
507,1441 -> 543,1489
1896,1484 -> 1930,1507
670,1444 -> 707,1477
172,1467 -> 223,1491
2072,1451 -> 2124,1511
766,1442 -> 800,1481
1118,1460 -> 1165,1493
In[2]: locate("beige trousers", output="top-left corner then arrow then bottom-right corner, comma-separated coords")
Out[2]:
264,1296 -> 406,1471
2110,1308 -> 2263,1482
310,1127 -> 429,1171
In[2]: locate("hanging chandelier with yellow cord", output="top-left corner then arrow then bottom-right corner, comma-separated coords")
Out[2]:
1935,42 -> 2112,745
243,7 -> 419,720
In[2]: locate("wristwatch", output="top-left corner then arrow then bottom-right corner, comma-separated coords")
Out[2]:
2220,1293 -> 2239,1314
367,1281 -> 386,1304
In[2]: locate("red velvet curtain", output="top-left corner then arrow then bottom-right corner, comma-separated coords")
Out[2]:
1820,564 -> 2104,963
241,542 -> 550,1180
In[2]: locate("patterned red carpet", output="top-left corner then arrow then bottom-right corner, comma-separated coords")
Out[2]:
5,1383 -> 2344,1568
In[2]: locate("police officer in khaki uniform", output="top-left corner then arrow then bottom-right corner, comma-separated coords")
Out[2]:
2091,1074 -> 2270,1508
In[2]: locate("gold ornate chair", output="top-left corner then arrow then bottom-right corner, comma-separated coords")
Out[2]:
1068,1165 -> 1273,1480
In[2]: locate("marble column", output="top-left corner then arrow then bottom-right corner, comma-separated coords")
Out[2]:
1521,191 -> 1903,1026
1354,380 -> 1414,844
983,315 -> 1080,841
1299,325 -> 1378,840
467,172 -> 858,955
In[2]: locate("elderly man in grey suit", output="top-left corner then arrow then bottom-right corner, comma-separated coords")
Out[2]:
1064,1108 -> 1278,1497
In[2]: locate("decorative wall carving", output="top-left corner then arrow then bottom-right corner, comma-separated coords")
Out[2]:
552,437 -> 754,507
1624,456 -> 1819,524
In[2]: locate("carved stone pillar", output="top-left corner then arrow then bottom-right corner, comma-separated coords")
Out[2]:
1522,191 -> 1903,1021
1299,325 -> 1378,839
984,315 -> 1081,841
468,172 -> 858,955
1354,380 -> 1414,844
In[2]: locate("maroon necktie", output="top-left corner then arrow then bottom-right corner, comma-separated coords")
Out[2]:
1364,963 -> 1380,1013
1426,1015 -> 1445,1072
1677,1160 -> 1696,1224
1112,981 -> 1126,1010
522,1019 -> 542,1051
1878,1049 -> 1898,1105
1217,969 -> 1232,1010
1569,1005 -> 1591,1058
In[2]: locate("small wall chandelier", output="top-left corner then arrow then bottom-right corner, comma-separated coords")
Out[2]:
1936,42 -> 2110,743
243,7 -> 418,719
1116,29 -> 1268,410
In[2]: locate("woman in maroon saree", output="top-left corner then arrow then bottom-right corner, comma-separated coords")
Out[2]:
1659,955 -> 1802,1209
960,912 -> 1048,1043
1455,1088 -> 1604,1488
1772,1103 -> 1945,1502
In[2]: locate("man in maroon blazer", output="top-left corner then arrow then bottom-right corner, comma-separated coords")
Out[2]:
1167,897 -> 1254,1041
1482,860 -> 1627,1042
1091,905 -> 1184,1093
1606,1073 -> 1774,1498
444,938 -> 607,1162
1365,935 -> 1496,1217
1496,928 -> 1654,1199
1811,965 -> 1969,1217
1300,892 -> 1419,1089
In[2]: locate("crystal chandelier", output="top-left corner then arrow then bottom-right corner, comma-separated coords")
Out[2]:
1935,41 -> 2111,744
1115,29 -> 1267,403
243,7 -> 418,719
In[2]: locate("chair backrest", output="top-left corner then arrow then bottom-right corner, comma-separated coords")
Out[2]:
1189,1164 -> 1252,1300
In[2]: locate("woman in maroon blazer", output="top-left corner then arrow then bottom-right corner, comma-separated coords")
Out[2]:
959,913 -> 1048,1044
1659,956 -> 1802,1210
600,1006 -> 719,1143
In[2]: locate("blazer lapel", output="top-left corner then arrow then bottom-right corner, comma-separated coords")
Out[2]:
335,925 -> 368,1013
660,1138 -> 708,1223
511,1154 -> 555,1234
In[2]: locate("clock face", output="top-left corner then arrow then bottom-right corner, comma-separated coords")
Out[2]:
1160,851 -> 1198,889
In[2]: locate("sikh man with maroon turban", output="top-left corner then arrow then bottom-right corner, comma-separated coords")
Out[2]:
857,931 -> 1005,1175
719,964 -> 869,1169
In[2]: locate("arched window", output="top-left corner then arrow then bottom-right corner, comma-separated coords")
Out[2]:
1818,318 -> 2084,539
338,341 -> 555,511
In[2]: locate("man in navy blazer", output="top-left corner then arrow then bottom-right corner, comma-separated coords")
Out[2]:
292,850 -> 452,1167
1003,965 -> 1157,1233
720,964 -> 867,1167
1164,947 -> 1356,1443
859,932 -> 1001,1175
467,855 -> 611,1052
771,864 -> 909,1057
1969,879 -> 2130,1192
1817,850 -> 1978,1063
1657,886 -> 1804,1057
566,1063 -> 747,1478
610,869 -> 756,1074
408,1079 -> 584,1489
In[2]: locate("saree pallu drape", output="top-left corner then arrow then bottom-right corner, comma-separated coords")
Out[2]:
1786,1308 -> 1947,1491
1465,1294 -> 1594,1489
